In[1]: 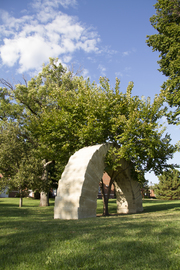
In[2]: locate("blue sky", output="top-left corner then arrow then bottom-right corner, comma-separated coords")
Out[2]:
0,0 -> 179,184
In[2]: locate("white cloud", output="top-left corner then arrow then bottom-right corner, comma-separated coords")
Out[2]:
122,48 -> 136,57
63,55 -> 72,63
114,67 -> 131,78
103,46 -> 117,55
32,0 -> 77,10
17,36 -> 52,73
115,71 -> 123,78
81,68 -> 89,79
122,51 -> 130,57
124,67 -> 131,72
0,38 -> 19,67
0,0 -> 100,74
98,64 -> 106,76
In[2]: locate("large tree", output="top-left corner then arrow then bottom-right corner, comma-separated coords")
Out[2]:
146,0 -> 180,124
0,58 -> 177,213
44,75 -> 176,174
37,72 -> 177,214
154,168 -> 180,200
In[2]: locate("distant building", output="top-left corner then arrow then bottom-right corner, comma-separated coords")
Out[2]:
0,173 -> 19,198
150,189 -> 156,198
97,172 -> 115,199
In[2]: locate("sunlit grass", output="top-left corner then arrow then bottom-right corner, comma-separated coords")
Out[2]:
0,198 -> 180,270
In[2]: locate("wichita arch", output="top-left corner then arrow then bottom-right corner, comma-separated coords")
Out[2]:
54,144 -> 143,219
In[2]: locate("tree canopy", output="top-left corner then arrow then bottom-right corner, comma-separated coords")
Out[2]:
41,74 -> 176,180
154,168 -> 180,200
146,0 -> 180,124
0,58 -> 177,203
0,59 -> 68,204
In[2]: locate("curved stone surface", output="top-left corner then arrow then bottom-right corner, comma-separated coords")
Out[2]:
54,144 -> 143,219
54,144 -> 110,219
112,159 -> 143,214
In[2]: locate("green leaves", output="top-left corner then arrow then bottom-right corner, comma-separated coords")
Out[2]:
0,58 -> 177,190
146,0 -> 180,124
154,168 -> 180,200
0,122 -> 43,192
39,66 -> 176,183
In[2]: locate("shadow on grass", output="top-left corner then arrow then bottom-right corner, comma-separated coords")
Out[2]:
142,199 -> 180,213
1,208 -> 180,270
0,198 -> 39,207
0,198 -> 180,269
1,198 -> 180,217
0,197 -> 55,208
97,198 -> 180,216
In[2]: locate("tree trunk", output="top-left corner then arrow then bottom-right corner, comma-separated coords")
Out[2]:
39,191 -> 49,207
19,196 -> 23,207
19,187 -> 23,207
100,179 -> 109,216
39,159 -> 52,207
100,174 -> 115,216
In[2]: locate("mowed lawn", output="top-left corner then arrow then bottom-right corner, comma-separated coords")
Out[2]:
0,198 -> 180,270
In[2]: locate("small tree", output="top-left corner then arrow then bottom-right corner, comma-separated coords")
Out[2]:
0,59 -> 73,206
154,168 -> 180,200
0,123 -> 43,206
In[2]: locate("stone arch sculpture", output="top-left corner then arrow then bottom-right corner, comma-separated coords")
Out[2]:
54,144 -> 143,219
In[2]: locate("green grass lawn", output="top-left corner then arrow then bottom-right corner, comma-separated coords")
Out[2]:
0,198 -> 180,270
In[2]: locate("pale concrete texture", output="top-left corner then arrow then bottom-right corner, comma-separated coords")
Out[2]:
54,144 -> 143,219
54,144 -> 110,219
111,159 -> 143,214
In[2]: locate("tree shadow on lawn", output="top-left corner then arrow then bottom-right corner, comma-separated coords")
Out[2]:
0,198 -> 40,208
0,197 -> 55,209
1,198 -> 180,269
1,198 -> 180,220
97,199 -> 180,216
1,213 -> 179,270
51,214 -> 180,269
51,239 -> 179,270
142,201 -> 180,213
